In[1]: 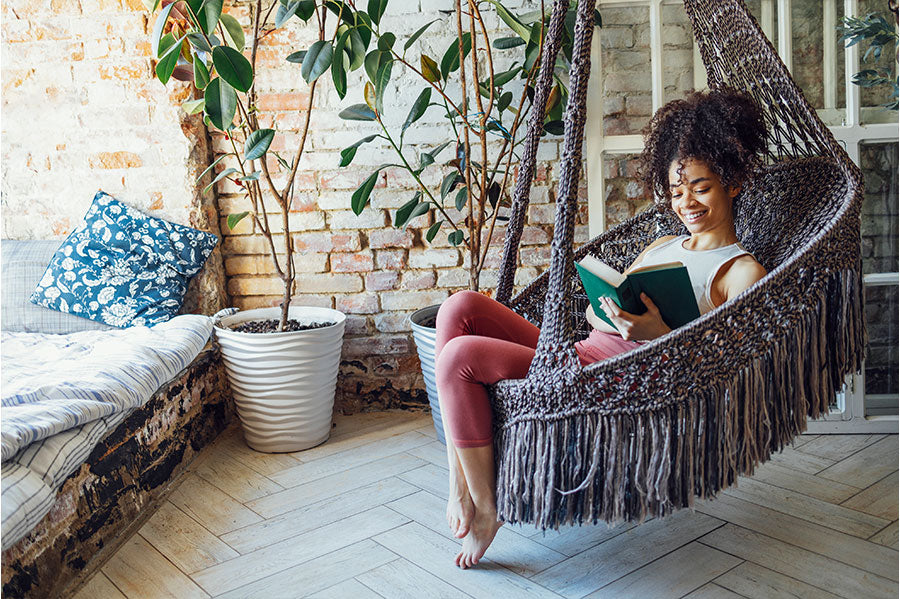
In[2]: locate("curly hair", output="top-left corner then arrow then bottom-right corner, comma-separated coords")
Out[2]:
637,89 -> 767,207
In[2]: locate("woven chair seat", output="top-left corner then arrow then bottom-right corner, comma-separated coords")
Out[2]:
487,0 -> 865,529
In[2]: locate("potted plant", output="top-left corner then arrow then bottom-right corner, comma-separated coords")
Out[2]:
337,0 -> 596,441
146,0 -> 378,451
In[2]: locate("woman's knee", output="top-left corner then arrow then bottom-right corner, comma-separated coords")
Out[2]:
435,336 -> 472,386
436,290 -> 486,330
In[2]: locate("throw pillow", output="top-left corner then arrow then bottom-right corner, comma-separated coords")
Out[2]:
29,191 -> 218,328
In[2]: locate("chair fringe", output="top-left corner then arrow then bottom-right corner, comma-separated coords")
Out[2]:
494,267 -> 866,529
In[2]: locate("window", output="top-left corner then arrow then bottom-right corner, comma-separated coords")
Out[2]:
587,0 -> 899,431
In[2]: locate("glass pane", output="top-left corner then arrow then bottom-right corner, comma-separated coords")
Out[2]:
599,5 -> 652,136
661,2 -> 698,103
860,142 -> 899,275
858,0 -> 899,123
865,284 -> 899,398
745,0 -> 779,49
603,152 -> 653,229
860,141 -> 899,401
793,0 -> 847,126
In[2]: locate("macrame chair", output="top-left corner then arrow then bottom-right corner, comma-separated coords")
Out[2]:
489,0 -> 866,529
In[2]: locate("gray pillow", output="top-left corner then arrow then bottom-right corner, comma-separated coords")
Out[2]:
1,240 -> 114,334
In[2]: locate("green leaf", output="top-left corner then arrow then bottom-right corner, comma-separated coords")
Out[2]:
339,103 -> 377,121
296,0 -> 316,20
155,34 -> 182,85
273,151 -> 292,170
332,30 -> 350,99
151,2 -> 177,58
377,32 -> 396,52
226,211 -> 250,229
494,36 -> 525,49
196,154 -> 229,182
286,50 -> 306,63
418,151 -> 435,170
203,167 -> 237,193
485,0 -> 530,41
492,64 -> 520,87
448,230 -> 464,246
594,9 -> 602,28
243,128 -> 275,162
543,119 -> 564,135
301,40 -> 333,83
430,140 -> 453,158
186,32 -> 212,52
220,13 -> 245,52
404,19 -> 438,53
351,170 -> 380,215
440,32 -> 471,80
275,0 -> 301,28
348,28 -> 366,70
497,90 -> 513,113
238,171 -> 261,181
425,220 -> 443,242
394,193 -> 428,227
374,58 -> 392,114
182,98 -> 205,114
367,0 -> 387,26
402,88 -> 431,133
365,49 -> 391,83
454,186 -> 468,211
420,54 -> 440,83
204,77 -> 237,130
440,171 -> 461,198
193,58 -> 210,90
186,0 -> 222,34
339,134 -> 378,167
213,46 -> 253,92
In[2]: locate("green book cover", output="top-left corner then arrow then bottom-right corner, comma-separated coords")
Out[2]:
575,255 -> 701,330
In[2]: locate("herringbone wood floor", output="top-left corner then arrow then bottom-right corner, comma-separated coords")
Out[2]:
74,411 -> 898,599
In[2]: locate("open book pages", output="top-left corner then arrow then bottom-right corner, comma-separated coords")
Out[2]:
577,254 -> 685,286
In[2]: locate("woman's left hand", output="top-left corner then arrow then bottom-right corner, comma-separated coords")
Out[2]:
599,293 -> 672,341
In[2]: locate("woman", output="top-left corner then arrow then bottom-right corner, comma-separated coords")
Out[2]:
434,89 -> 768,569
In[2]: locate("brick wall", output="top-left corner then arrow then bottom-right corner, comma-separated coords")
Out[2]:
1,0 -> 227,315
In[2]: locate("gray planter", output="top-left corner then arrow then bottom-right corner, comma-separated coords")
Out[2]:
410,304 -> 445,445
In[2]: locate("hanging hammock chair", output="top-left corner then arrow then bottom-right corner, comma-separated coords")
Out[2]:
489,0 -> 866,529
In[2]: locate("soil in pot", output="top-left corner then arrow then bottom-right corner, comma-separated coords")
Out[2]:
230,319 -> 334,333
417,314 -> 437,328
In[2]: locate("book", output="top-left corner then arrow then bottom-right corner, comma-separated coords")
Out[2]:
575,254 -> 701,330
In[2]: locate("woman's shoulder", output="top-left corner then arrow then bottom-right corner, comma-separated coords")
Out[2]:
721,254 -> 767,295
644,235 -> 681,252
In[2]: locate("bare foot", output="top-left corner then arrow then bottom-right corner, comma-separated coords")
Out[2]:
455,505 -> 502,569
447,467 -> 475,538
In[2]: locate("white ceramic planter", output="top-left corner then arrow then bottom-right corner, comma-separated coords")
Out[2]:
214,306 -> 346,453
410,304 -> 445,445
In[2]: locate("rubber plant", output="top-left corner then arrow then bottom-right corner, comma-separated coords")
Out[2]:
338,0 -> 600,291
838,6 -> 899,110
147,0 -> 376,329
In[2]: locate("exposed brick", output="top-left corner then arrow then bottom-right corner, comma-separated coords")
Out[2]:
228,276 -> 285,296
294,231 -> 362,253
294,273 -> 363,294
288,294 -> 334,309
342,334 -> 411,359
369,228 -> 414,249
380,290 -> 448,311
527,204 -> 556,224
400,270 -> 436,290
342,315 -> 369,335
331,252 -> 374,273
328,209 -> 386,230
335,293 -> 380,314
520,246 -> 552,266
365,271 -> 399,291
256,92 -> 311,112
408,248 -> 460,268
374,312 -> 413,333
375,249 -> 406,271
89,151 -> 142,169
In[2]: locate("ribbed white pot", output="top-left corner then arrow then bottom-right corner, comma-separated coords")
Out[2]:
214,306 -> 346,453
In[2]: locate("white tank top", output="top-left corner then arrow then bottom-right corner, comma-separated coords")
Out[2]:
634,235 -> 752,314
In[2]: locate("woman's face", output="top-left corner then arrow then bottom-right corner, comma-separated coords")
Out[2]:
668,158 -> 740,234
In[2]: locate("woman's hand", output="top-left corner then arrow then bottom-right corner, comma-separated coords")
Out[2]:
599,293 -> 672,341
586,304 -> 619,334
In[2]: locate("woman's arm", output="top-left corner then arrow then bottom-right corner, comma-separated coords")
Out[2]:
712,255 -> 767,306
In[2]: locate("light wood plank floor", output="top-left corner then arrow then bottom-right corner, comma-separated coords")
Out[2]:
74,411 -> 899,599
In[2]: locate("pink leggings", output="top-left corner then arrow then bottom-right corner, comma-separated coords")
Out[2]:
434,291 -> 641,448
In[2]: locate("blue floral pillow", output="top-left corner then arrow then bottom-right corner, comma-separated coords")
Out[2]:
30,191 -> 218,328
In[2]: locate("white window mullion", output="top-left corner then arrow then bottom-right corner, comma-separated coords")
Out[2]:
777,0 -> 792,71
823,0 -> 837,110
649,0 -> 663,113
760,0 -> 775,44
845,0 -> 860,127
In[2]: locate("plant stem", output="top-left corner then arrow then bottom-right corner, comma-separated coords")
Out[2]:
455,0 -> 476,291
